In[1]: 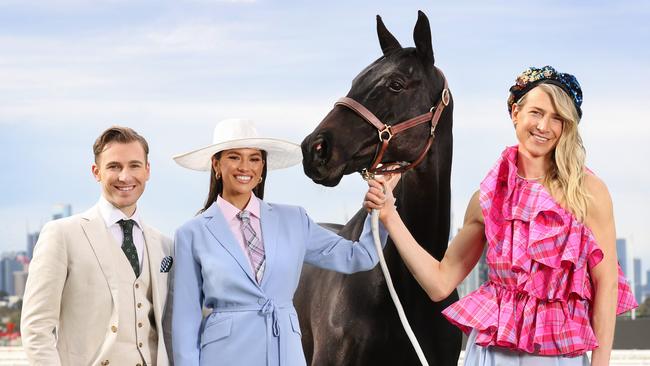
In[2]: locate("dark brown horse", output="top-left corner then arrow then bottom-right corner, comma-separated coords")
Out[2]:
295,11 -> 461,366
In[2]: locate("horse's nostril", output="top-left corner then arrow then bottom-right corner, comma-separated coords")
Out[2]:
311,136 -> 329,164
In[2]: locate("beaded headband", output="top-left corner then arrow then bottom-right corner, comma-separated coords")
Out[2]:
507,65 -> 583,119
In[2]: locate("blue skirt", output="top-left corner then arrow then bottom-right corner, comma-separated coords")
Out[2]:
463,329 -> 590,366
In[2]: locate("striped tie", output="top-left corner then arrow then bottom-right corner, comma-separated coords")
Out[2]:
237,210 -> 265,283
118,219 -> 140,277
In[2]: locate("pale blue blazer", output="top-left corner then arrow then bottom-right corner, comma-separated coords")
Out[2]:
172,200 -> 387,366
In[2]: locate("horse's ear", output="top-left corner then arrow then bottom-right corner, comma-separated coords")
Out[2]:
377,15 -> 402,55
413,10 -> 434,65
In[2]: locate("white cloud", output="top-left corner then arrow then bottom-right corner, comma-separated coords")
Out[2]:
1,0 -> 649,273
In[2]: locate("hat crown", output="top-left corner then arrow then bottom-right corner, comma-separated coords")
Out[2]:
213,118 -> 260,145
173,117 -> 302,171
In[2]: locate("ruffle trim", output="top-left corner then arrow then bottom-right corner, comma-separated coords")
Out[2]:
442,282 -> 597,356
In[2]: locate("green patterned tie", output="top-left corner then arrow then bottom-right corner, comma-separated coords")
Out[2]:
118,219 -> 140,277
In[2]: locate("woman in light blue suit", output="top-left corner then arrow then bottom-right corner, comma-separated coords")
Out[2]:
171,118 -> 391,366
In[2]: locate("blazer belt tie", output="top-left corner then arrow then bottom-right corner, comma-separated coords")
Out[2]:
213,299 -> 292,366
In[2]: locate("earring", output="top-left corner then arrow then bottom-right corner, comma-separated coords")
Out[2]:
258,177 -> 263,183
215,172 -> 221,180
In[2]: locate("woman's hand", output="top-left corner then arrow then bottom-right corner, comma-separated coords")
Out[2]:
363,173 -> 401,221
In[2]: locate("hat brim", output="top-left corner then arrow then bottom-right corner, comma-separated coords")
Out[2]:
173,138 -> 303,171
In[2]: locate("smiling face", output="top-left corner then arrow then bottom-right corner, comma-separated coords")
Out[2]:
511,86 -> 565,160
92,141 -> 150,216
213,148 -> 265,204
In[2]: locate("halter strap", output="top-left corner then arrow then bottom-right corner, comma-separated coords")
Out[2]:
334,68 -> 450,178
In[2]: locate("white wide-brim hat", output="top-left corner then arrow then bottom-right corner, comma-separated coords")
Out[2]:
173,118 -> 303,171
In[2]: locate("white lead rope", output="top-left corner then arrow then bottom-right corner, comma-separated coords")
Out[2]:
371,207 -> 430,366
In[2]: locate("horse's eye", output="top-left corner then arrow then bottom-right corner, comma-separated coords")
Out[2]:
388,81 -> 404,92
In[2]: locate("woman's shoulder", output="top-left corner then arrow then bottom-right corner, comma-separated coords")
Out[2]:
583,172 -> 613,227
175,210 -> 211,233
263,201 -> 306,215
584,172 -> 612,210
583,172 -> 609,198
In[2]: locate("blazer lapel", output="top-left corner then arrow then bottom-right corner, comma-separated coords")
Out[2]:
259,201 -> 278,288
203,203 -> 258,285
80,206 -> 119,302
143,225 -> 165,332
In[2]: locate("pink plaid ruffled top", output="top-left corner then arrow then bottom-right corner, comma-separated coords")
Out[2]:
441,146 -> 637,356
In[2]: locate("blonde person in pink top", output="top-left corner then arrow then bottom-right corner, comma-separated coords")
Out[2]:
364,66 -> 637,366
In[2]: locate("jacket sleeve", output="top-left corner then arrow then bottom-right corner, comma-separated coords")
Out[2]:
172,227 -> 204,366
20,221 -> 65,366
302,207 -> 388,273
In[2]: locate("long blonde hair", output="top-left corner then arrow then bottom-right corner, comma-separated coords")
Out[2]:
516,83 -> 590,221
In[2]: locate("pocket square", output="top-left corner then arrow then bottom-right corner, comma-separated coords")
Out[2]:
160,256 -> 173,273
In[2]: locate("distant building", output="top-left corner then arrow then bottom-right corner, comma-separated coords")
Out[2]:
27,231 -> 39,260
642,270 -> 650,301
13,271 -> 28,298
52,203 -> 72,220
477,250 -> 489,284
616,238 -> 628,277
25,204 -> 71,260
458,262 -> 481,298
0,255 -> 23,296
644,270 -> 650,303
633,258 -> 642,305
458,244 -> 489,298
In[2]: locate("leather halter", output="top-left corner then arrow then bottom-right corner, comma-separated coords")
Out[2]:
334,69 -> 450,179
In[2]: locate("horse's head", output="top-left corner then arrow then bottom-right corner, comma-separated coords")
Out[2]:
302,11 -> 450,186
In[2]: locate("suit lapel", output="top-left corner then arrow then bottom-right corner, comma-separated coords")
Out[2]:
143,225 -> 165,332
80,206 -> 119,302
203,203 -> 258,285
259,201 -> 278,288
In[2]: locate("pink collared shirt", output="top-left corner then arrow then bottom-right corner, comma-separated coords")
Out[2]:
216,194 -> 264,273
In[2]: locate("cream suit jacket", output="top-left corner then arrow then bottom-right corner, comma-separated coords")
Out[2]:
21,205 -> 174,366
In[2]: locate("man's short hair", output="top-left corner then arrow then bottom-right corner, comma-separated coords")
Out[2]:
93,126 -> 149,163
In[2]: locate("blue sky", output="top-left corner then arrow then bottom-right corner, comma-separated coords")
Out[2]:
1,0 -> 649,281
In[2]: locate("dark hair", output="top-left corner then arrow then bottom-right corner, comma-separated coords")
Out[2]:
93,126 -> 149,163
200,150 -> 268,213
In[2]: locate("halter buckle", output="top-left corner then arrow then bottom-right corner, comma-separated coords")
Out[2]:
378,125 -> 393,142
360,168 -> 375,181
441,88 -> 450,106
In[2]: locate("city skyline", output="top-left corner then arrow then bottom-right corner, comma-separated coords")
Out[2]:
3,201 -> 649,302
1,1 -> 649,275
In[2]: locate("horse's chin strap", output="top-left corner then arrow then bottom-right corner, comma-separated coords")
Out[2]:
335,69 -> 450,178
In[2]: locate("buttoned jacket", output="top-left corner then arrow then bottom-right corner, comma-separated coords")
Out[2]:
172,200 -> 387,366
21,205 -> 174,366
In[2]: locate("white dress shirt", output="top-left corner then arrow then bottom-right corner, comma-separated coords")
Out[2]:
97,196 -> 145,268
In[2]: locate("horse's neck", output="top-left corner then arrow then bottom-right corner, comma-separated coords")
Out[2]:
394,140 -> 452,261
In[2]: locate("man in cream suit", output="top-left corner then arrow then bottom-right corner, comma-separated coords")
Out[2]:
21,126 -> 173,366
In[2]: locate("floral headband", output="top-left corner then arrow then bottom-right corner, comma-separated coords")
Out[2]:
507,65 -> 583,119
